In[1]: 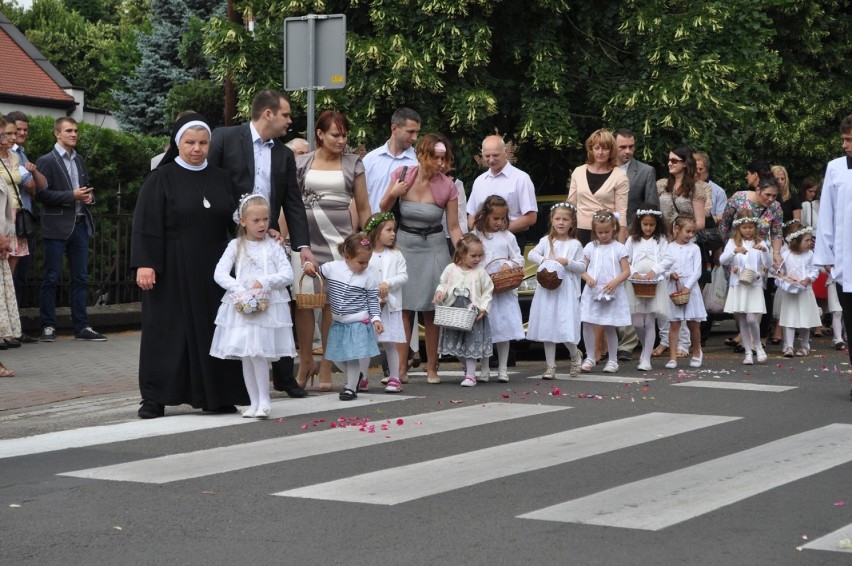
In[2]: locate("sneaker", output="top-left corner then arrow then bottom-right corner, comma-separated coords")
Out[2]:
542,366 -> 557,380
602,361 -> 619,373
75,327 -> 107,341
41,326 -> 56,342
497,370 -> 509,383
755,347 -> 767,363
570,354 -> 582,377
357,374 -> 369,392
478,367 -> 490,383
460,375 -> 476,387
743,352 -> 754,365
384,377 -> 402,393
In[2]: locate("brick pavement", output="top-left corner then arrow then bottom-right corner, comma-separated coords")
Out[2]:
0,331 -> 140,412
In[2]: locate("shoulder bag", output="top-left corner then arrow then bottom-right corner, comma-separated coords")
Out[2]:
0,159 -> 37,238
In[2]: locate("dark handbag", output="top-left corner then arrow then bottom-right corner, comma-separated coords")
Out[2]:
695,215 -> 723,251
0,159 -> 36,237
15,208 -> 36,238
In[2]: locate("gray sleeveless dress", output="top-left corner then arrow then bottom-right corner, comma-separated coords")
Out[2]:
397,200 -> 451,311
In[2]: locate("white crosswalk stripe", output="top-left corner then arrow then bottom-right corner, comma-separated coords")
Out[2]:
273,412 -> 738,505
672,381 -> 796,392
58,402 -> 566,484
801,521 -> 852,554
1,395 -> 413,459
518,424 -> 852,530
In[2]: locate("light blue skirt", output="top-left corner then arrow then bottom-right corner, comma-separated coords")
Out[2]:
325,320 -> 380,362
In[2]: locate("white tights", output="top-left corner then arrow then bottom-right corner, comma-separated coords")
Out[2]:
735,313 -> 762,351
460,357 -> 477,376
583,323 -> 618,363
241,356 -> 271,411
334,358 -> 370,392
633,313 -> 657,366
783,327 -> 811,351
483,341 -> 511,373
832,312 -> 845,342
382,342 -> 400,379
543,342 -> 579,366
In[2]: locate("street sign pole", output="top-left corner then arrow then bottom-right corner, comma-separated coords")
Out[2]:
284,14 -> 347,151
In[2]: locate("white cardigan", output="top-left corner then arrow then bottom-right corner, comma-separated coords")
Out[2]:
367,248 -> 408,312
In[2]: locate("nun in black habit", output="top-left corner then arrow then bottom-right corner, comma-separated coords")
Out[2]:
132,113 -> 249,418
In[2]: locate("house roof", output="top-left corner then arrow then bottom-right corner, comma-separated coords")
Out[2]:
0,12 -> 76,109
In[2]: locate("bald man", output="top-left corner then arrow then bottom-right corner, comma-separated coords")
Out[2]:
466,135 -> 537,247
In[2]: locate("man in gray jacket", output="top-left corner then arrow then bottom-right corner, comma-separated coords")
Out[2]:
616,128 -> 659,225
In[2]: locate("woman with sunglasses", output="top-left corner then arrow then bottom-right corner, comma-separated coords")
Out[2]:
651,145 -> 712,358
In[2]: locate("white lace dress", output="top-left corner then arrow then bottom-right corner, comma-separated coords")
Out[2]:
210,237 -> 296,361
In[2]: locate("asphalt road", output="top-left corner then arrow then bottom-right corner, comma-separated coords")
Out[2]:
1,336 -> 852,565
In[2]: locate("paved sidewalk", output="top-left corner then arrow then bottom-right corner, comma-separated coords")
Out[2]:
0,331 -> 140,412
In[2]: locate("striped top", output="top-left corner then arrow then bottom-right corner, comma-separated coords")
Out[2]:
320,260 -> 381,323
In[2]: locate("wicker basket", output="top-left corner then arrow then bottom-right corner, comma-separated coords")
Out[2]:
434,304 -> 478,331
232,288 -> 270,314
295,271 -> 326,310
487,259 -> 524,293
629,278 -> 658,298
738,268 -> 757,285
670,281 -> 691,306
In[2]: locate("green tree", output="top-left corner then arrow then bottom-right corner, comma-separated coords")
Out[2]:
203,1 -> 851,192
10,0 -> 140,110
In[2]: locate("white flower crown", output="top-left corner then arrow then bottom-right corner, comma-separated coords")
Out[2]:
732,217 -> 759,227
785,226 -> 813,243
551,202 -> 577,212
636,209 -> 662,217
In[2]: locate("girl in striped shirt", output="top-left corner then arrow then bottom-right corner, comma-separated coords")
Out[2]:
320,233 -> 385,401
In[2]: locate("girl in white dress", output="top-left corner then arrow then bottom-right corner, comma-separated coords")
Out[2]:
720,213 -> 772,365
527,203 -> 585,378
366,212 -> 409,393
579,209 -> 631,373
625,205 -> 672,371
663,216 -> 707,369
776,226 -> 821,356
434,234 -> 494,387
210,194 -> 296,419
472,196 -> 524,383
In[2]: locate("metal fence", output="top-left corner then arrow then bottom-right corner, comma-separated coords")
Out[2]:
17,213 -> 141,309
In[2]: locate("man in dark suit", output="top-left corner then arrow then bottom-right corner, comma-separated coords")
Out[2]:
208,89 -> 315,398
615,128 -> 659,361
34,117 -> 107,343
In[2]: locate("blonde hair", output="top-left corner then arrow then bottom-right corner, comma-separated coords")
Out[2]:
584,129 -> 617,168
771,165 -> 791,202
547,203 -> 577,247
452,233 -> 484,265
